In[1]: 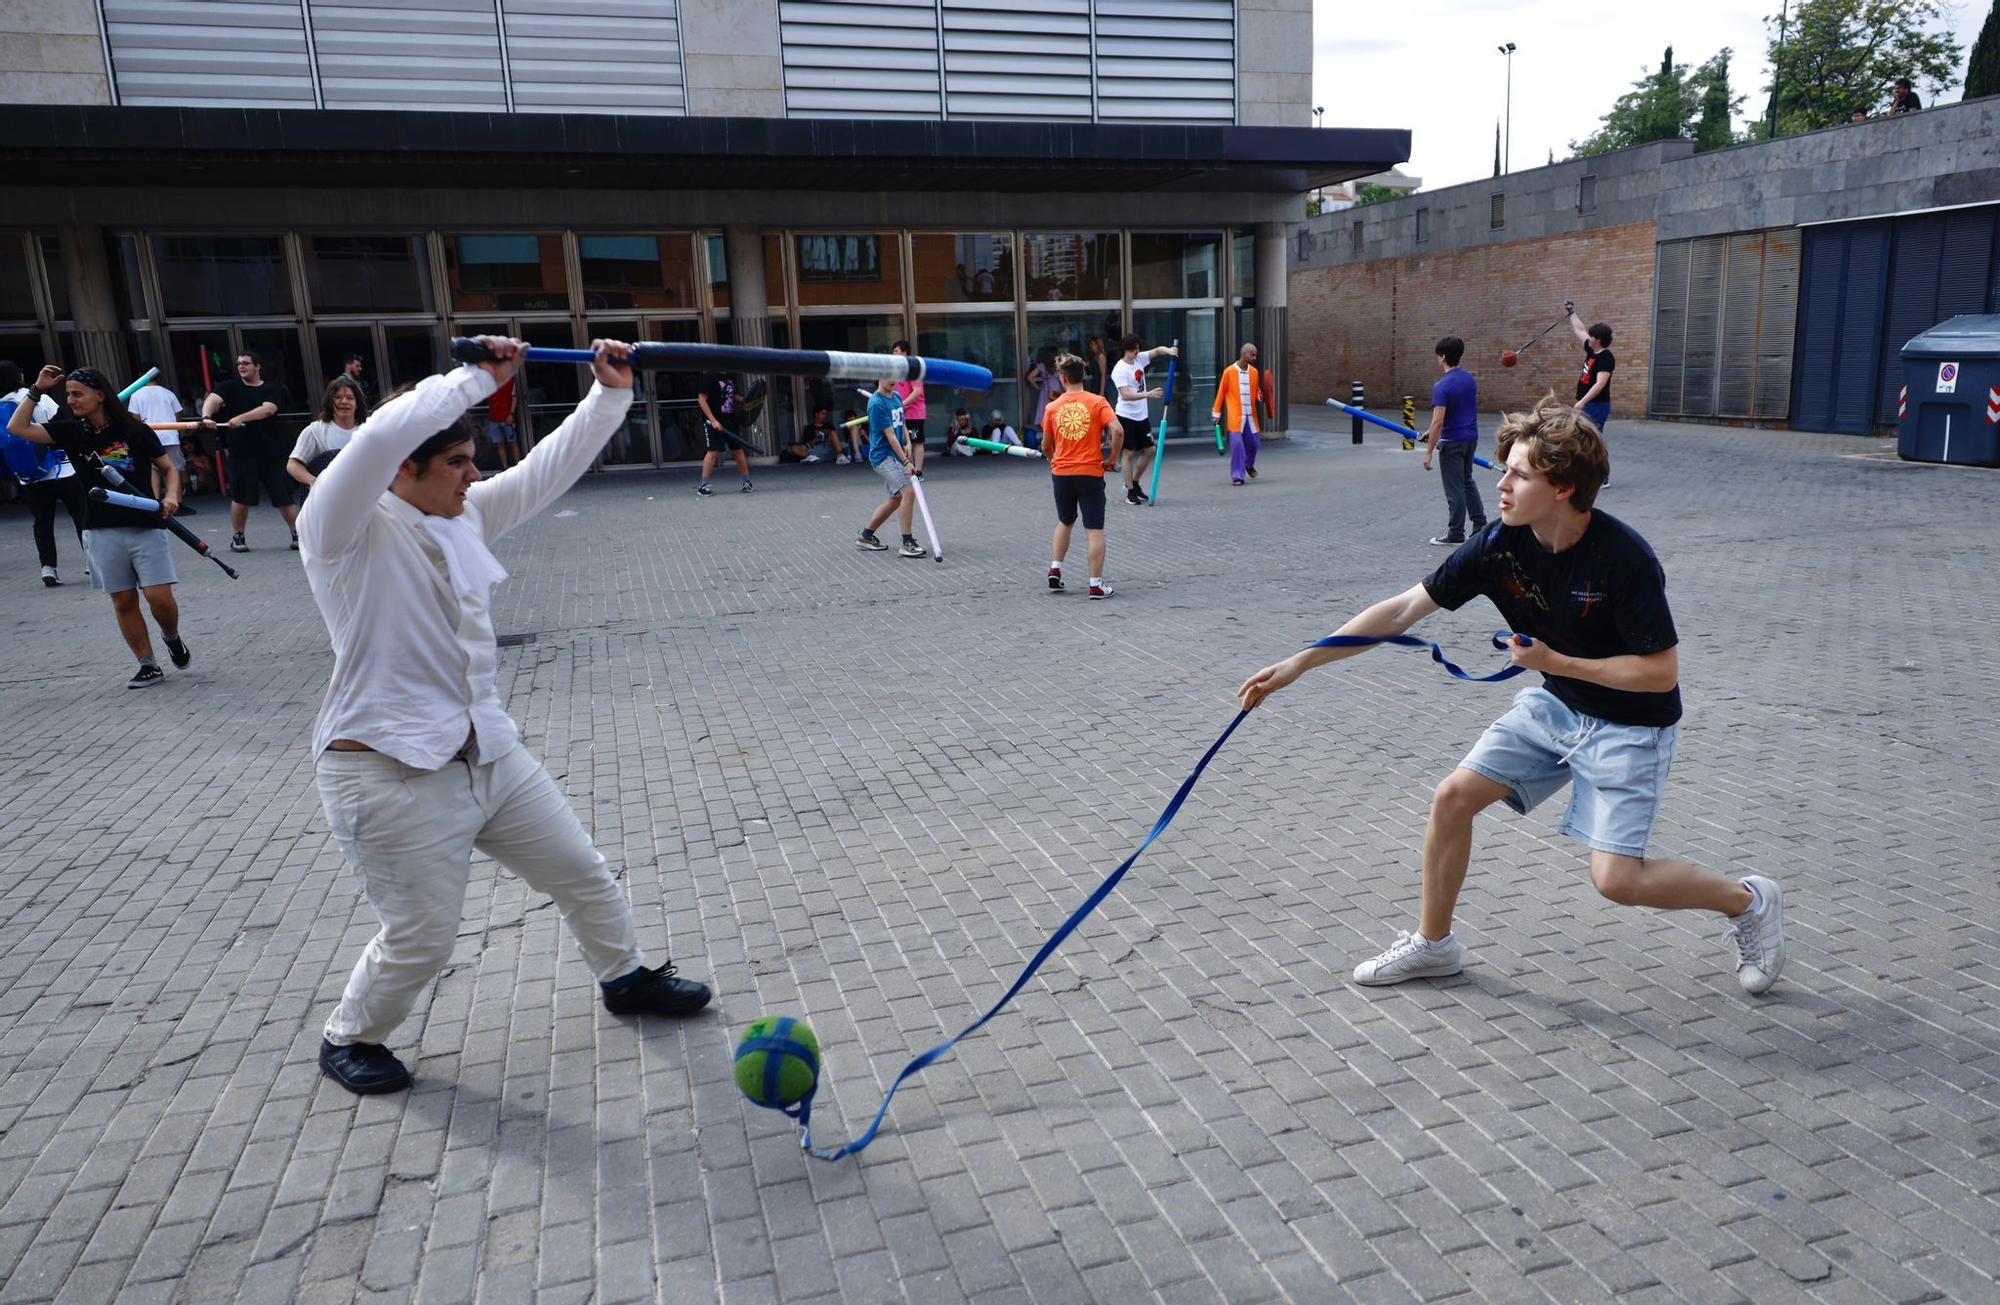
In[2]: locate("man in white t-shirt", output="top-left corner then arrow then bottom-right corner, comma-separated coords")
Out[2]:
1110,335 -> 1178,505
126,381 -> 196,513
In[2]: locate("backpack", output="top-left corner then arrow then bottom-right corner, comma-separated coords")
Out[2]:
0,397 -> 69,483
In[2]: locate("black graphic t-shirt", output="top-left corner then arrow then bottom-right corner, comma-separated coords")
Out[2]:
47,414 -> 169,531
700,376 -> 739,430
1576,347 -> 1616,404
1423,511 -> 1680,726
214,379 -> 292,458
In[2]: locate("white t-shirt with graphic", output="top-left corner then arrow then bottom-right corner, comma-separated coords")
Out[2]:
1110,351 -> 1157,422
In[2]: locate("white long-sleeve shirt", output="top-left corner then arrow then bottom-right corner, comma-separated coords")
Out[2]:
298,365 -> 633,769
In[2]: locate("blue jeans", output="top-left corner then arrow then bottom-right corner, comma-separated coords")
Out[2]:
1438,440 -> 1486,539
1581,401 -> 1610,434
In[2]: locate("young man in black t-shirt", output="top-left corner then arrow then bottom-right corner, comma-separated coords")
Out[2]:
201,350 -> 296,552
1567,304 -> 1616,435
694,373 -> 752,496
8,365 -> 193,687
1237,396 -> 1784,996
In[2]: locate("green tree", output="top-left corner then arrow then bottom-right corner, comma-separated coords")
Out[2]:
1572,46 -> 1695,155
1693,49 -> 1745,150
1762,0 -> 1963,133
1968,1 -> 2000,99
1354,184 -> 1400,206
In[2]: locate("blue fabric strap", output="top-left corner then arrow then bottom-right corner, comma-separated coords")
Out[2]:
789,630 -> 1525,1160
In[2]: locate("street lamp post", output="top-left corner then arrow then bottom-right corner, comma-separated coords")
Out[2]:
1313,106 -> 1324,128
1497,43 -> 1516,174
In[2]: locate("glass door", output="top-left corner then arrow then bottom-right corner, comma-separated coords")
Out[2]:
648,318 -> 705,463
587,317 -> 655,468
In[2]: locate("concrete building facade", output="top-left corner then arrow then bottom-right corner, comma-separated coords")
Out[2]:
2,0 -> 1397,467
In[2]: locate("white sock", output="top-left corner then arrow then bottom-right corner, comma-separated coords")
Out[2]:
1050,561 -> 1061,571
1739,879 -> 1763,916
1424,932 -> 1452,948
1090,576 -> 1103,587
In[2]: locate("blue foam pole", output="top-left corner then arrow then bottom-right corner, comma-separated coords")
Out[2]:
450,338 -> 992,393
1326,399 -> 1496,470
1148,340 -> 1177,504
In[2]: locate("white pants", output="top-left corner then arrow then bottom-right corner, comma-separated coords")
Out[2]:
317,744 -> 644,1046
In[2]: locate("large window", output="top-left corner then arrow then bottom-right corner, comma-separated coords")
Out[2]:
1022,308 -> 1123,426
445,234 -> 568,313
1131,232 -> 1222,300
707,234 -> 787,312
2,236 -> 40,320
911,233 -> 1013,304
915,312 -> 1017,429
304,235 -> 435,314
1022,233 -> 1119,302
1132,307 -> 1222,440
793,233 -> 900,307
579,234 -> 697,312
152,235 -> 293,317
798,313 -> 903,414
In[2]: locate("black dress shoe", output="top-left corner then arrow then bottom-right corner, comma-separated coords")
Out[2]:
319,1039 -> 413,1095
602,963 -> 712,1017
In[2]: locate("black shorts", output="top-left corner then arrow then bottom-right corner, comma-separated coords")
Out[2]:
1052,475 -> 1107,530
704,423 -> 742,454
1120,417 -> 1154,451
228,450 -> 297,507
905,419 -> 927,449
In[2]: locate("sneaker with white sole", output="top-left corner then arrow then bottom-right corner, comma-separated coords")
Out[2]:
127,664 -> 165,689
1047,567 -> 1064,591
804,454 -> 822,463
836,455 -> 852,465
229,533 -> 250,553
1729,876 -> 1785,995
1088,582 -> 1114,600
40,566 -> 60,587
1352,929 -> 1464,985
898,538 -> 928,558
856,531 -> 888,551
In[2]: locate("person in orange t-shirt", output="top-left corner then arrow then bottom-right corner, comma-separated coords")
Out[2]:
1041,354 -> 1125,599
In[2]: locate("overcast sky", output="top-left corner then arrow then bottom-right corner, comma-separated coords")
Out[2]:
1311,1 -> 1989,191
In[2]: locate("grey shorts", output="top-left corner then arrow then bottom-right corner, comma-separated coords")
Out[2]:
160,445 -> 187,473
83,527 -> 178,594
1457,686 -> 1678,858
873,457 -> 911,495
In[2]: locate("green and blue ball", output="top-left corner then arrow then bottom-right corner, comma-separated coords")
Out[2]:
734,1016 -> 820,1110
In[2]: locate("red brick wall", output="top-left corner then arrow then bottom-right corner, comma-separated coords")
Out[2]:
1290,221 -> 1658,418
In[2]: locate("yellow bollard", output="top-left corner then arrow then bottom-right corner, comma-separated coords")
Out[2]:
1401,395 -> 1416,449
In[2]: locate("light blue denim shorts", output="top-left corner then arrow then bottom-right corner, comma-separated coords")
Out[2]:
1458,686 -> 1678,857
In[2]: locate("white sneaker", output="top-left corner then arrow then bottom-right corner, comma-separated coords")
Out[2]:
804,454 -> 822,463
40,565 -> 60,587
836,455 -> 852,465
1730,876 -> 1785,995
1353,930 -> 1464,985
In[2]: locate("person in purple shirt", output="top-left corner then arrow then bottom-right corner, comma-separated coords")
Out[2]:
1420,335 -> 1487,546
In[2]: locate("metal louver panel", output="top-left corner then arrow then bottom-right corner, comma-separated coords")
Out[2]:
1755,229 -> 1799,418
1833,223 -> 1889,433
502,1 -> 686,115
781,0 -> 942,118
103,1 -> 316,108
1681,236 -> 1724,417
1937,209 -> 1995,318
1716,233 -> 1763,417
943,1 -> 1091,121
1094,0 -> 1235,122
1650,240 -> 1689,416
1877,214 -> 1942,426
311,0 -> 506,110
1792,228 -> 1846,430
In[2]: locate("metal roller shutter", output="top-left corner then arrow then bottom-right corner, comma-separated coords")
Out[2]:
1937,209 -> 1996,318
1650,240 -> 1689,415
502,1 -> 687,115
781,0 -> 942,118
942,1 -> 1092,121
1093,0 -> 1235,123
1877,214 -> 1943,426
311,0 -> 507,111
1755,230 -> 1799,418
1681,237 -> 1724,418
1833,224 -> 1890,433
1792,227 -> 1846,430
103,0 -> 317,108
1716,233 -> 1763,417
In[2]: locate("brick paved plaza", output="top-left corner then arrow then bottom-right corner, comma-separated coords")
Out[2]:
2,410 -> 1997,1304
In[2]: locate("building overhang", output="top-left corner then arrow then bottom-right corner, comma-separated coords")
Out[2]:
5,105 -> 1409,197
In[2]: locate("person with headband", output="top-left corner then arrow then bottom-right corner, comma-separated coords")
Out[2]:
297,335 -> 711,1096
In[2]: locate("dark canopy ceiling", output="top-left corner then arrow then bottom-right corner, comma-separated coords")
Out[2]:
6,105 -> 1409,195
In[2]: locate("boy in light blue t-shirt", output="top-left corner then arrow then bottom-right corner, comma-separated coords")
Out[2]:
855,378 -> 926,557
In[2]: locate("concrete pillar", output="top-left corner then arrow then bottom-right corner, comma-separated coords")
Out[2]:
59,225 -> 130,380
724,226 -> 771,452
1254,222 -> 1289,435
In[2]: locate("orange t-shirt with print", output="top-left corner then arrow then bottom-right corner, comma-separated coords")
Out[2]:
1042,390 -> 1117,477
